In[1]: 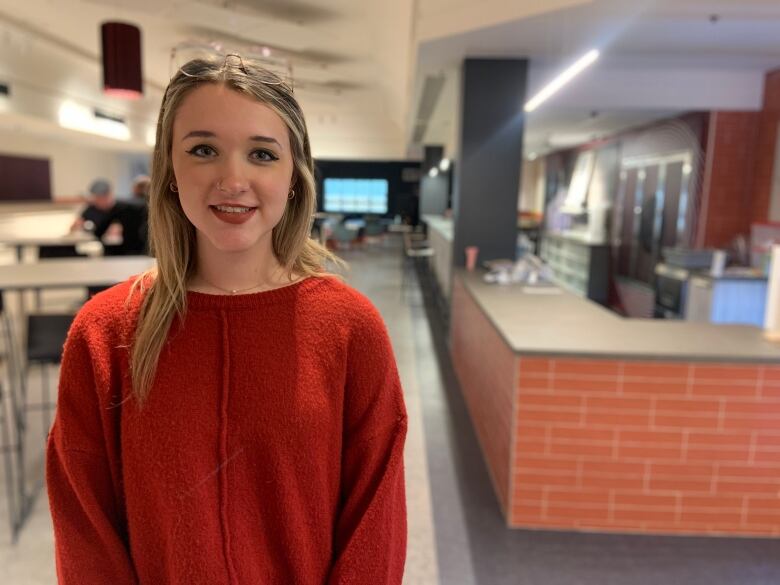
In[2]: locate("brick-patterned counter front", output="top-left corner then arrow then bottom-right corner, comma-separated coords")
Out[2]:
451,277 -> 780,536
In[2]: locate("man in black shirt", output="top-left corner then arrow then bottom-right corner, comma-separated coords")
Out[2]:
72,177 -> 150,256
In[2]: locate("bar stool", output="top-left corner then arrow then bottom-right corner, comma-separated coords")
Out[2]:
401,232 -> 434,298
25,313 -> 74,444
0,293 -> 25,543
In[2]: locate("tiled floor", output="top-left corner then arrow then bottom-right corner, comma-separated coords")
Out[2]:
3,241 -> 780,584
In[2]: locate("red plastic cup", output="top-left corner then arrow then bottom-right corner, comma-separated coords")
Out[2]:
465,246 -> 479,271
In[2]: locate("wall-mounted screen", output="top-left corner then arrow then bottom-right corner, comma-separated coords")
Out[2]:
323,178 -> 389,214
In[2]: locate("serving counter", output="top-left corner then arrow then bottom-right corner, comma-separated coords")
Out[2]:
451,269 -> 780,536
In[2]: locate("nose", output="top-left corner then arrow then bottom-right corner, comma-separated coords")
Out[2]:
217,157 -> 250,195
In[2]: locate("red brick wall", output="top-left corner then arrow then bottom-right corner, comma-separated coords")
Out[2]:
700,112 -> 759,248
513,357 -> 780,536
450,279 -> 517,513
751,69 -> 780,224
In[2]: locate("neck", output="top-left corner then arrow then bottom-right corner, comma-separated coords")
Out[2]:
191,235 -> 290,294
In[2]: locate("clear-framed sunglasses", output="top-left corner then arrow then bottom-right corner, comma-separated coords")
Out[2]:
169,42 -> 294,90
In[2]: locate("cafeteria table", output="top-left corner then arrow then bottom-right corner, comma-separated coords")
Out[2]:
0,255 -> 155,543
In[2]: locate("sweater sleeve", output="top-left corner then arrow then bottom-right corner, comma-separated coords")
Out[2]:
45,316 -> 139,584
327,301 -> 408,584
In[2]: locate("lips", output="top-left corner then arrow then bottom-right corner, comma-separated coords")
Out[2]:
209,204 -> 257,225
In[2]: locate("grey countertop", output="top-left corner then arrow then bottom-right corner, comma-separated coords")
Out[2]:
457,270 -> 780,363
422,214 -> 454,242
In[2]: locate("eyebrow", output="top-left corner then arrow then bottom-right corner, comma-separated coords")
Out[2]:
181,130 -> 282,148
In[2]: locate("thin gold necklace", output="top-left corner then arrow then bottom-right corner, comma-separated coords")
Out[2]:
198,276 -> 272,295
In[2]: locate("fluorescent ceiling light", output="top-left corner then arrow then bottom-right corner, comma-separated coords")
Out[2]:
58,100 -> 130,141
429,167 -> 439,177
439,158 -> 451,171
524,49 -> 600,113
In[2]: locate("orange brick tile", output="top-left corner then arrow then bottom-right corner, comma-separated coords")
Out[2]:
718,464 -> 780,478
613,508 -> 677,523
762,366 -> 780,384
519,358 -> 552,373
614,493 -> 678,508
651,462 -> 714,477
693,365 -> 761,383
687,432 -> 752,448
690,382 -> 759,398
586,411 -> 651,427
760,384 -> 780,400
619,430 -> 684,445
623,380 -> 687,396
761,385 -> 780,399
755,434 -> 780,450
726,400 -> 780,417
746,496 -> 780,512
683,495 -> 743,509
547,489 -> 610,507
516,457 -> 579,473
580,474 -> 645,491
623,362 -> 690,380
516,424 -> 549,439
721,415 -> 780,431
546,505 -> 609,521
521,408 -> 582,425
716,480 -> 780,495
549,442 -> 614,458
551,377 -> 619,393
586,396 -> 653,411
583,460 -> 646,476
686,446 -> 751,463
514,487 -> 545,502
618,444 -> 683,460
655,398 -> 721,414
648,477 -> 712,492
745,510 -> 780,525
518,376 -> 551,390
518,393 -> 582,409
512,499 -> 545,513
551,427 -> 614,443
653,413 -> 720,429
554,360 -> 621,377
514,472 -> 580,488
680,510 -> 743,524
753,450 -> 780,464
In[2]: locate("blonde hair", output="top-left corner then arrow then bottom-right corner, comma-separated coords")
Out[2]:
129,56 -> 344,406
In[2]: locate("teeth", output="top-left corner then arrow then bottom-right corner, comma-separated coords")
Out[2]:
214,205 -> 253,213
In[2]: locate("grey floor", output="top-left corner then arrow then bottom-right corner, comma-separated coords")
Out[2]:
2,240 -> 780,584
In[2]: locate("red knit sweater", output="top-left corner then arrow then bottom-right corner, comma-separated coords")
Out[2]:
46,275 -> 408,584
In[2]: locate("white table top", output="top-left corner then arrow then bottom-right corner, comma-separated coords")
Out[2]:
0,256 -> 155,290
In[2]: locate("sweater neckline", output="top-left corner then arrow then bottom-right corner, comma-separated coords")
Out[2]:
186,275 -> 329,310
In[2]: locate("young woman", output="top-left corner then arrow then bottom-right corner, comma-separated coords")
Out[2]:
46,55 -> 408,584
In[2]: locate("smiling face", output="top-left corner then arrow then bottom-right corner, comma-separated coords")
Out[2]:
171,83 -> 295,257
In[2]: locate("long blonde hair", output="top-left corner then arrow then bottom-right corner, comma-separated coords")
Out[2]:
129,56 -> 344,406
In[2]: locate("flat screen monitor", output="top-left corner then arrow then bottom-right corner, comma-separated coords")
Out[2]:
323,178 -> 388,214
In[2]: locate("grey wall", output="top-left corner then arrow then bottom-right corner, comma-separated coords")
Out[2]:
452,58 -> 528,266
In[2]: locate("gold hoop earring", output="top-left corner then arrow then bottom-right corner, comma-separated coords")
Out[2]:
170,182 -> 178,193
288,189 -> 295,200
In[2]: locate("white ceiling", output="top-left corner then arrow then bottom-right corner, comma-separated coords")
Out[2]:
0,0 -> 415,159
1,0 -> 779,163
415,0 -> 780,157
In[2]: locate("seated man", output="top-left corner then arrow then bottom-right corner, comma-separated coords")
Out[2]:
70,178 -> 116,233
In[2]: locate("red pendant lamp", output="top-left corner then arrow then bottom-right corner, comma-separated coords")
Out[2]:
101,22 -> 143,99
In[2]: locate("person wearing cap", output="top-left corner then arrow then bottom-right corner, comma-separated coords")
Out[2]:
70,178 -> 116,233
93,176 -> 151,256
131,174 -> 151,200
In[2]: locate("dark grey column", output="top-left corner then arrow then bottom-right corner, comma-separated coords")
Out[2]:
452,58 -> 528,266
420,145 -> 448,215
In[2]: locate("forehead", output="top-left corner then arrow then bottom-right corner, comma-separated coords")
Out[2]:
172,84 -> 290,144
